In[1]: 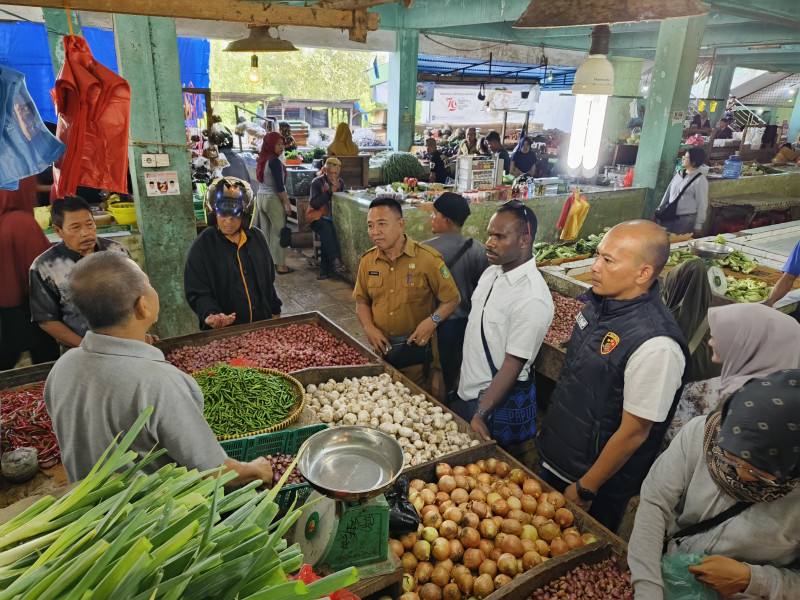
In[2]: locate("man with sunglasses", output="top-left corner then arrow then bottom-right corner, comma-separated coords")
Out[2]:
537,220 -> 689,532
453,201 -> 553,448
184,177 -> 282,330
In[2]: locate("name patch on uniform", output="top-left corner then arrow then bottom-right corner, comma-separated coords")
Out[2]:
369,271 -> 380,276
600,332 -> 620,355
576,312 -> 588,330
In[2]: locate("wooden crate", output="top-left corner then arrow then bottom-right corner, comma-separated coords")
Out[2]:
155,311 -> 379,366
291,363 -> 490,451
400,445 -> 628,600
0,362 -> 55,391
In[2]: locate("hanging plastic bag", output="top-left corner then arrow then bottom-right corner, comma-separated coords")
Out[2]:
52,36 -> 130,198
560,189 -> 589,241
661,554 -> 718,600
623,168 -> 635,188
556,190 -> 575,230
384,475 -> 420,535
0,66 -> 66,190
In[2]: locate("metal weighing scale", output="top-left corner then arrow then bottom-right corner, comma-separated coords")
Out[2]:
687,239 -> 734,296
288,426 -> 404,573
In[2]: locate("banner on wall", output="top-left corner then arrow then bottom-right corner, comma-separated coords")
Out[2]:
429,84 -> 539,123
416,82 -> 435,101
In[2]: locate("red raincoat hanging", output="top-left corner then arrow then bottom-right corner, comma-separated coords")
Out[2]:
51,36 -> 131,198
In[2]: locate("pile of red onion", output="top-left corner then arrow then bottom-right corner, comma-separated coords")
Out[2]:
544,292 -> 585,347
528,556 -> 632,600
166,324 -> 370,373
265,453 -> 306,485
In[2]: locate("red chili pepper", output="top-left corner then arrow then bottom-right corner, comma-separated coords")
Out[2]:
1,382 -> 61,469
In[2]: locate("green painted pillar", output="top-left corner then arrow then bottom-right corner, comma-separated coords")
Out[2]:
633,15 -> 708,216
601,57 -> 643,154
787,97 -> 800,143
388,27 -> 419,152
113,15 -> 198,338
707,65 -> 735,126
42,8 -> 82,75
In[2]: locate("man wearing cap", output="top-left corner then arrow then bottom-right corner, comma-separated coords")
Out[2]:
424,193 -> 488,394
184,177 -> 282,330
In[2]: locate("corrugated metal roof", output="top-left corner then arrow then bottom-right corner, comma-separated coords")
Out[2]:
417,54 -> 575,90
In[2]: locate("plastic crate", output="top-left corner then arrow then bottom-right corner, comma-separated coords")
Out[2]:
219,437 -> 249,462
244,424 -> 328,512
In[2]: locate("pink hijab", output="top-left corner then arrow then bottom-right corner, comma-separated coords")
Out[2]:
256,132 -> 285,184
708,303 -> 800,396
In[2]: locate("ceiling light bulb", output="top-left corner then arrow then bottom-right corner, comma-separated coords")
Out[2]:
248,54 -> 260,84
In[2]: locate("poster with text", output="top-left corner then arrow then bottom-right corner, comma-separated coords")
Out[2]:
145,171 -> 180,197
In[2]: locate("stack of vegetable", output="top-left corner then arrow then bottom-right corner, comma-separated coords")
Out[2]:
666,236 -> 759,274
725,276 -> 772,302
166,323 -> 370,374
527,556 -> 632,599
0,382 -> 60,469
193,365 -> 300,437
372,151 -> 425,185
306,375 -> 480,467
393,460 -> 598,600
534,229 -> 609,263
0,406 -> 358,599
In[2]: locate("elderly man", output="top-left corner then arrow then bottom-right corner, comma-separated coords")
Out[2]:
307,157 -> 348,280
185,177 -> 282,330
29,196 -> 131,350
537,220 -> 689,531
45,252 -> 273,485
454,201 -> 553,447
354,197 -> 460,388
458,127 -> 479,156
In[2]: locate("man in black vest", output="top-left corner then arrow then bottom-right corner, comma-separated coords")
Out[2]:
537,220 -> 689,532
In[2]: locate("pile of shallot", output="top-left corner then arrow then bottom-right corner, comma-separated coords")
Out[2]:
265,453 -> 306,485
544,292 -> 585,347
393,460 -> 599,600
306,375 -> 480,466
528,556 -> 632,600
165,324 -> 370,373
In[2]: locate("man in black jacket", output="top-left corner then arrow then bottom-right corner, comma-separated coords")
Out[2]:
184,177 -> 282,330
537,220 -> 689,532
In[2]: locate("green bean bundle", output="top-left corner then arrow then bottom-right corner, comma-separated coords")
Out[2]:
193,365 -> 299,437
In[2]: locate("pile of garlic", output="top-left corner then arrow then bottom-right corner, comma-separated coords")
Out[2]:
306,374 -> 481,466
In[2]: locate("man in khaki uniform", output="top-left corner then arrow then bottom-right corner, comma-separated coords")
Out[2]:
354,197 -> 460,388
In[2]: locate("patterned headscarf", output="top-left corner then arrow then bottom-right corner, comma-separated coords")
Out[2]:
703,369 -> 800,503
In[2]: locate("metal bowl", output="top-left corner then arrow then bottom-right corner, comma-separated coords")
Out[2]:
298,426 -> 404,502
688,240 -> 734,260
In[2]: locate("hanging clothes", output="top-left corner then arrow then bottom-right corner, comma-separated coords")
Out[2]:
52,36 -> 131,198
0,66 -> 66,190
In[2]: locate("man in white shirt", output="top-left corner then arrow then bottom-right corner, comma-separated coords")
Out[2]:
537,220 -> 689,531
453,201 -> 554,447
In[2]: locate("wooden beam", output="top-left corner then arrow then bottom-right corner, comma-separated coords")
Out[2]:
514,0 -> 708,28
0,0 -> 380,33
317,0 -> 398,9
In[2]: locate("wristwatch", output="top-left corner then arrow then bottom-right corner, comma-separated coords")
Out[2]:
430,313 -> 442,326
575,479 -> 597,502
475,406 -> 491,420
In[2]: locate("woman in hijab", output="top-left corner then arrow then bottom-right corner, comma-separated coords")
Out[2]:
278,121 -> 298,154
255,132 -> 293,274
510,136 -> 537,177
327,123 -> 359,157
0,177 -> 59,369
665,302 -> 800,444
630,370 -> 800,599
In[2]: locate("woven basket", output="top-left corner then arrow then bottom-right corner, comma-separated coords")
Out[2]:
192,366 -> 307,441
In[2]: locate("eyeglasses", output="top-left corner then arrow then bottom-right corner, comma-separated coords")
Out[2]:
501,200 -> 532,237
712,448 -> 778,486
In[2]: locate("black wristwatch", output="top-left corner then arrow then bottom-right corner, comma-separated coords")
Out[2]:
575,479 -> 596,502
475,390 -> 492,421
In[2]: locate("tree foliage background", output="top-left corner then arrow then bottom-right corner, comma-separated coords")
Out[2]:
209,42 -> 388,125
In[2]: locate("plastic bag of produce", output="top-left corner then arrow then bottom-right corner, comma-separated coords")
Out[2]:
290,564 -> 360,600
661,554 -> 717,600
384,475 -> 420,535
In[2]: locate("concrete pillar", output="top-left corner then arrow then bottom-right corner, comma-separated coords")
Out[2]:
42,8 -> 82,75
388,28 -> 419,152
633,15 -> 708,215
787,96 -> 800,144
707,65 -> 735,126
601,56 -> 644,155
113,15 -> 198,338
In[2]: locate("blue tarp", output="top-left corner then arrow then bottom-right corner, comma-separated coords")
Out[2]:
0,22 -> 209,123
